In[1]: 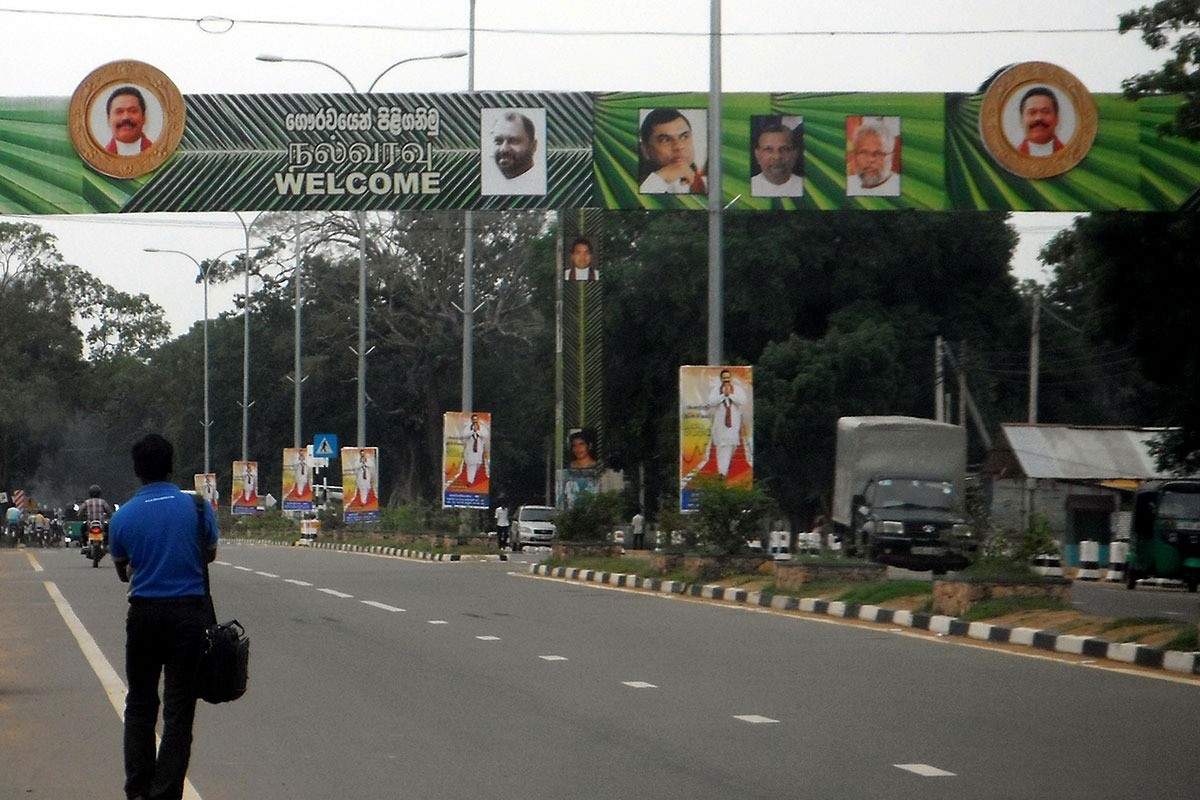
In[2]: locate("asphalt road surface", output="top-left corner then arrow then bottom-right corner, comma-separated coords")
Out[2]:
2,544 -> 1197,800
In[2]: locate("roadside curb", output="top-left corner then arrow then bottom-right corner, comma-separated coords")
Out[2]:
231,538 -> 508,563
529,564 -> 1200,677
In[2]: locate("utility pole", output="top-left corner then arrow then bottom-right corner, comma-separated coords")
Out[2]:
934,335 -> 945,422
1028,291 -> 1040,423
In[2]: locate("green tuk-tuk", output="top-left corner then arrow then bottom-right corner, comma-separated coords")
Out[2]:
1126,480 -> 1200,592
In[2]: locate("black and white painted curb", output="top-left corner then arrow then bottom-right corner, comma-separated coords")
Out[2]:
529,564 -> 1200,677
234,538 -> 512,562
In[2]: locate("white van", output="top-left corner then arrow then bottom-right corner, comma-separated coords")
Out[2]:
511,505 -> 556,550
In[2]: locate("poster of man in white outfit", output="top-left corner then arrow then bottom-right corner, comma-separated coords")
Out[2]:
679,365 -> 754,511
442,411 -> 492,509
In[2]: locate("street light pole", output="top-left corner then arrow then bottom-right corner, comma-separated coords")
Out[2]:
257,49 -> 468,448
144,246 -> 243,474
234,212 -> 261,462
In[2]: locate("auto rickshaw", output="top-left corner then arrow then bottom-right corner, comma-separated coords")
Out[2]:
1126,479 -> 1200,592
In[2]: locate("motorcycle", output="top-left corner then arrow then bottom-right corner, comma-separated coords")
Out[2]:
83,521 -> 106,568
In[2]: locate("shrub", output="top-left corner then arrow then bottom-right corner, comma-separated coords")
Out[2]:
692,478 -> 773,555
556,491 -> 622,542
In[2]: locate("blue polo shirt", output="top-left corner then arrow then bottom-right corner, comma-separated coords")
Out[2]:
110,482 -> 219,599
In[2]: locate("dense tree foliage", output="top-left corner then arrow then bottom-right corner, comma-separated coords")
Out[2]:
1120,1 -> 1200,139
1041,212 -> 1197,471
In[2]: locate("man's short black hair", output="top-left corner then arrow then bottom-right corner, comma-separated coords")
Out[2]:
107,86 -> 147,116
132,434 -> 173,482
1019,86 -> 1058,115
639,108 -> 689,147
570,236 -> 593,253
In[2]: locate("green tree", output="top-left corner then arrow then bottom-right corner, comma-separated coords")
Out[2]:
1041,212 -> 1199,470
1119,1 -> 1200,139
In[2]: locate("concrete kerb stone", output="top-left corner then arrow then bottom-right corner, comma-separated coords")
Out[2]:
527,562 -> 1200,677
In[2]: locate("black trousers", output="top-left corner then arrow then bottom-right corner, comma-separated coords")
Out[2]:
124,597 -> 209,800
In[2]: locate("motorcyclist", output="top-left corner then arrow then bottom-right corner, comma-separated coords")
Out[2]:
4,504 -> 20,546
81,485 -> 113,548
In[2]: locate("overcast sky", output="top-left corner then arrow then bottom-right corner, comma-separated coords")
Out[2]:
0,1 -> 1164,335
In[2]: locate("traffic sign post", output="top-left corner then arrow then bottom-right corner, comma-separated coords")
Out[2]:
313,434 -> 338,459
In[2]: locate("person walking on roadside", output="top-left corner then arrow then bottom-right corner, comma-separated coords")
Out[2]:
494,503 -> 510,550
630,510 -> 646,550
109,433 -> 219,800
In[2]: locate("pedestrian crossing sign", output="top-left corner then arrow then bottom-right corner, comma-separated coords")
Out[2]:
313,433 -> 338,459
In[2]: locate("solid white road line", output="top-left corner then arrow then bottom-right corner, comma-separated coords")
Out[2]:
361,600 -> 405,612
318,588 -> 354,599
895,764 -> 956,777
44,581 -> 204,800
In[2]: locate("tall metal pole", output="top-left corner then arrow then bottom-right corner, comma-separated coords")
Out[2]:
257,50 -> 467,447
934,335 -> 945,423
234,212 -> 259,462
706,0 -> 724,366
293,219 -> 303,448
1028,291 -> 1040,423
202,267 -> 211,473
462,0 -> 477,413
357,210 -> 368,447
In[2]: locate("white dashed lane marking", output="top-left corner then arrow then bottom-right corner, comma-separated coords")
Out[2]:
476,635 -> 501,641
622,681 -> 657,689
734,715 -> 779,724
233,566 -> 254,572
895,764 -> 956,777
361,600 -> 405,612
318,588 -> 354,599
428,620 -> 448,625
539,655 -> 568,661
284,579 -> 313,587
255,571 -> 279,578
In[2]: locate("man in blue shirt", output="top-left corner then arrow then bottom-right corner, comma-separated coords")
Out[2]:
110,434 -> 218,800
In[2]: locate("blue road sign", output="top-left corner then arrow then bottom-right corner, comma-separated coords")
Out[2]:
313,433 -> 338,459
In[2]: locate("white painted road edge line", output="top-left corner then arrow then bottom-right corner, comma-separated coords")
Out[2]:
44,581 -> 204,800
895,764 -> 956,777
361,600 -> 405,612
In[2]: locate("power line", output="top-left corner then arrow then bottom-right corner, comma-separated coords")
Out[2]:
0,7 -> 1155,39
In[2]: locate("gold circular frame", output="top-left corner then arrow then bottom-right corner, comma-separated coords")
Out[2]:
68,60 -> 185,180
979,61 -> 1097,180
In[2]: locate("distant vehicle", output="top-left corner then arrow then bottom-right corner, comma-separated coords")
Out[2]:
511,505 -> 556,551
832,416 -> 975,573
1126,479 -> 1200,592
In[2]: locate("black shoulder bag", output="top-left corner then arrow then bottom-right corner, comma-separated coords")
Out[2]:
193,495 -> 250,704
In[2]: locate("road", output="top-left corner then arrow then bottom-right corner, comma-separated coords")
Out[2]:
2,544 -> 1197,800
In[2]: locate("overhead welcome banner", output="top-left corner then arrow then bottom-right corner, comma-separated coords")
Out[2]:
2,60 -> 1199,214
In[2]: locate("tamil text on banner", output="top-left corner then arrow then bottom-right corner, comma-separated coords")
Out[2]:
679,366 -> 754,511
281,447 -> 314,511
442,411 -> 491,509
231,461 -> 258,516
342,447 -> 380,523
193,473 -> 218,513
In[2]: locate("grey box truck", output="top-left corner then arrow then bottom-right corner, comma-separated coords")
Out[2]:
833,416 -> 975,572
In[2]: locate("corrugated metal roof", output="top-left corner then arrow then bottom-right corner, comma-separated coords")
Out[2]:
1001,424 -> 1172,480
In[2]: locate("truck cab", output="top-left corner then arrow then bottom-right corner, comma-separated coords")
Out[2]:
852,476 -> 973,571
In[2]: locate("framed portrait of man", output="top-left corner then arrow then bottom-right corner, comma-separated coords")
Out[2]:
480,107 -> 547,196
979,61 -> 1097,180
750,115 -> 804,198
68,60 -> 185,179
637,108 -> 708,196
845,115 -> 902,198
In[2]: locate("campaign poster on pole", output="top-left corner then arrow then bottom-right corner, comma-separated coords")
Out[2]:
342,447 -> 380,523
281,447 -> 314,511
193,473 -> 218,513
679,366 -> 754,511
230,461 -> 259,516
442,411 -> 491,509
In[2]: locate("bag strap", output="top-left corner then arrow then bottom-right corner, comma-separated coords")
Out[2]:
193,494 -> 217,622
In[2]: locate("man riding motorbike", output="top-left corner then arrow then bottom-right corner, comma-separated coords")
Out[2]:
81,484 -> 113,548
